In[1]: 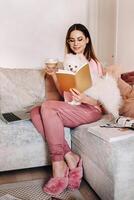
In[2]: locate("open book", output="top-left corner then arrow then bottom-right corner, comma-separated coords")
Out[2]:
100,116 -> 134,129
56,63 -> 92,92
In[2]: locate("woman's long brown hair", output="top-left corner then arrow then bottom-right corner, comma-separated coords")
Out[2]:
65,23 -> 98,63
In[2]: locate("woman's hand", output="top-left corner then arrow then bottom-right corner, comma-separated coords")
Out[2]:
70,88 -> 86,103
45,65 -> 58,76
70,88 -> 99,106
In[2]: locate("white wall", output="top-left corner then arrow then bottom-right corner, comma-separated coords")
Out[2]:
96,0 -> 134,72
97,0 -> 116,66
2,1 -> 133,72
116,0 -> 134,72
0,0 -> 89,68
88,0 -> 98,51
88,0 -> 117,67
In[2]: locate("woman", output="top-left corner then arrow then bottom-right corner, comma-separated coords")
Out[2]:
30,23 -> 103,195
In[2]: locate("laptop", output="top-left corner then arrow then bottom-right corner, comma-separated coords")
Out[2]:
0,110 -> 30,124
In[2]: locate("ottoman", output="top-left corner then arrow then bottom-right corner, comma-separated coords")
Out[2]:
71,119 -> 134,200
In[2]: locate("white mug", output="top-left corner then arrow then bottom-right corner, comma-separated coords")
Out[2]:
45,58 -> 58,69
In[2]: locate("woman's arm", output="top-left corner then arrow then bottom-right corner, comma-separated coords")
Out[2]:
51,73 -> 63,96
70,88 -> 100,106
45,67 -> 63,96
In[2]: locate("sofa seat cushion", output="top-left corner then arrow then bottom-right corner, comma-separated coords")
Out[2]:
0,68 -> 45,113
71,118 -> 134,200
0,119 -> 71,171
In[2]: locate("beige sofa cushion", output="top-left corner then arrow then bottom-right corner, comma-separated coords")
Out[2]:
0,68 -> 45,112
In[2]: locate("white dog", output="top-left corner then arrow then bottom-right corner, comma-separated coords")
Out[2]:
63,54 -> 122,118
84,74 -> 122,118
63,53 -> 88,105
63,53 -> 88,72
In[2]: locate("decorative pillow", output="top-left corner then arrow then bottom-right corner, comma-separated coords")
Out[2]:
118,77 -> 134,118
0,68 -> 45,112
121,71 -> 134,85
119,98 -> 134,118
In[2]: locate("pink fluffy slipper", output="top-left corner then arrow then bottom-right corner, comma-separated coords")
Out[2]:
43,168 -> 69,195
68,158 -> 83,190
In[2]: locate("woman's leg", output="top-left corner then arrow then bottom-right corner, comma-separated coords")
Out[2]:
41,100 -> 102,170
30,106 -> 71,155
41,100 -> 101,194
30,106 -> 45,137
31,101 -> 101,171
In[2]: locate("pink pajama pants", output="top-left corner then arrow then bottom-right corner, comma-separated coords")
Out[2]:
30,100 -> 102,162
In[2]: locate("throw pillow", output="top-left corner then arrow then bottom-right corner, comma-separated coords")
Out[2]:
121,71 -> 134,85
118,77 -> 134,118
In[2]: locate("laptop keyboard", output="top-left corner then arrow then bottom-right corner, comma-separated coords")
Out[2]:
2,112 -> 21,122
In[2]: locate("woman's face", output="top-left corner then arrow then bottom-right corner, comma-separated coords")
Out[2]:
67,30 -> 89,54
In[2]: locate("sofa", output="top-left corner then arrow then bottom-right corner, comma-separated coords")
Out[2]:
0,68 -> 71,171
0,67 -> 134,200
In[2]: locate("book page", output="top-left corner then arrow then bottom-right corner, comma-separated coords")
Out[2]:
56,63 -> 92,92
75,64 -> 92,92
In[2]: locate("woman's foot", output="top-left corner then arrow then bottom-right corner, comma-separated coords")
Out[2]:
64,151 -> 80,170
52,160 -> 68,177
43,160 -> 69,195
68,158 -> 83,190
65,151 -> 83,190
